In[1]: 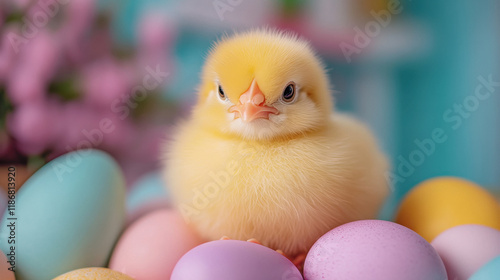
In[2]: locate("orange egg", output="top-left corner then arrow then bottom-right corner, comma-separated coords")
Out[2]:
396,177 -> 500,242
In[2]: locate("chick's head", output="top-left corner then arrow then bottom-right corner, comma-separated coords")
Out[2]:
194,29 -> 333,141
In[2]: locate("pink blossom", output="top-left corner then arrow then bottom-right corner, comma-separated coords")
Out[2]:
52,102 -> 101,154
86,27 -> 112,60
65,0 -> 96,37
137,13 -> 176,52
51,102 -> 135,156
1,5 -> 177,183
6,68 -> 45,105
62,25 -> 112,66
7,100 -> 60,155
5,30 -> 59,105
136,13 -> 175,79
13,0 -> 32,10
0,26 -> 21,83
20,30 -> 59,81
98,113 -> 135,153
59,26 -> 86,65
4,31 -> 55,105
81,58 -> 136,107
60,0 -> 97,64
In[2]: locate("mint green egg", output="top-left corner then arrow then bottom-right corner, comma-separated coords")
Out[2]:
0,149 -> 126,280
469,255 -> 500,280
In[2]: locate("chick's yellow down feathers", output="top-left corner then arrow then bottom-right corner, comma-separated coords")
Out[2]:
164,29 -> 389,256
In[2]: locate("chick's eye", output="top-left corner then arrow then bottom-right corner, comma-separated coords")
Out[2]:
218,85 -> 226,100
281,82 -> 296,103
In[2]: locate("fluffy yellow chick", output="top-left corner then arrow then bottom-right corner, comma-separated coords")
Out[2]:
164,29 -> 389,258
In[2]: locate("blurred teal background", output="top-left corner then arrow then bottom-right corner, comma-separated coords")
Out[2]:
1,0 -> 499,218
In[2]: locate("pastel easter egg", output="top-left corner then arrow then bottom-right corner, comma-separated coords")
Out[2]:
53,267 -> 134,280
431,224 -> 500,280
110,209 -> 204,280
126,171 -> 169,224
469,254 -> 500,280
0,149 -> 126,280
171,240 -> 302,280
304,220 -> 447,280
396,177 -> 500,242
0,250 -> 15,280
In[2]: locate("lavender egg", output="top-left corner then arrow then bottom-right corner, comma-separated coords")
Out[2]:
171,240 -> 302,280
304,220 -> 447,280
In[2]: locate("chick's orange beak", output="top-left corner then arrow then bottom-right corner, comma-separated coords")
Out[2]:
229,80 -> 278,122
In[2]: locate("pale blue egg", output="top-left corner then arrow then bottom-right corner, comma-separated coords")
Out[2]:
127,171 -> 168,213
0,149 -> 126,280
469,255 -> 500,280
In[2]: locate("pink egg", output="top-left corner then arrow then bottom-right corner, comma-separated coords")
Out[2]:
109,210 -> 204,280
304,220 -> 447,280
126,200 -> 170,226
0,250 -> 15,280
431,224 -> 500,280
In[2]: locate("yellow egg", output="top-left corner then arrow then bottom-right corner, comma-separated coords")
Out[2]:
396,177 -> 500,242
52,267 -> 134,280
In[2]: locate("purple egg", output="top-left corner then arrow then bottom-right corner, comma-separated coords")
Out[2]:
304,220 -> 447,280
171,240 -> 302,280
